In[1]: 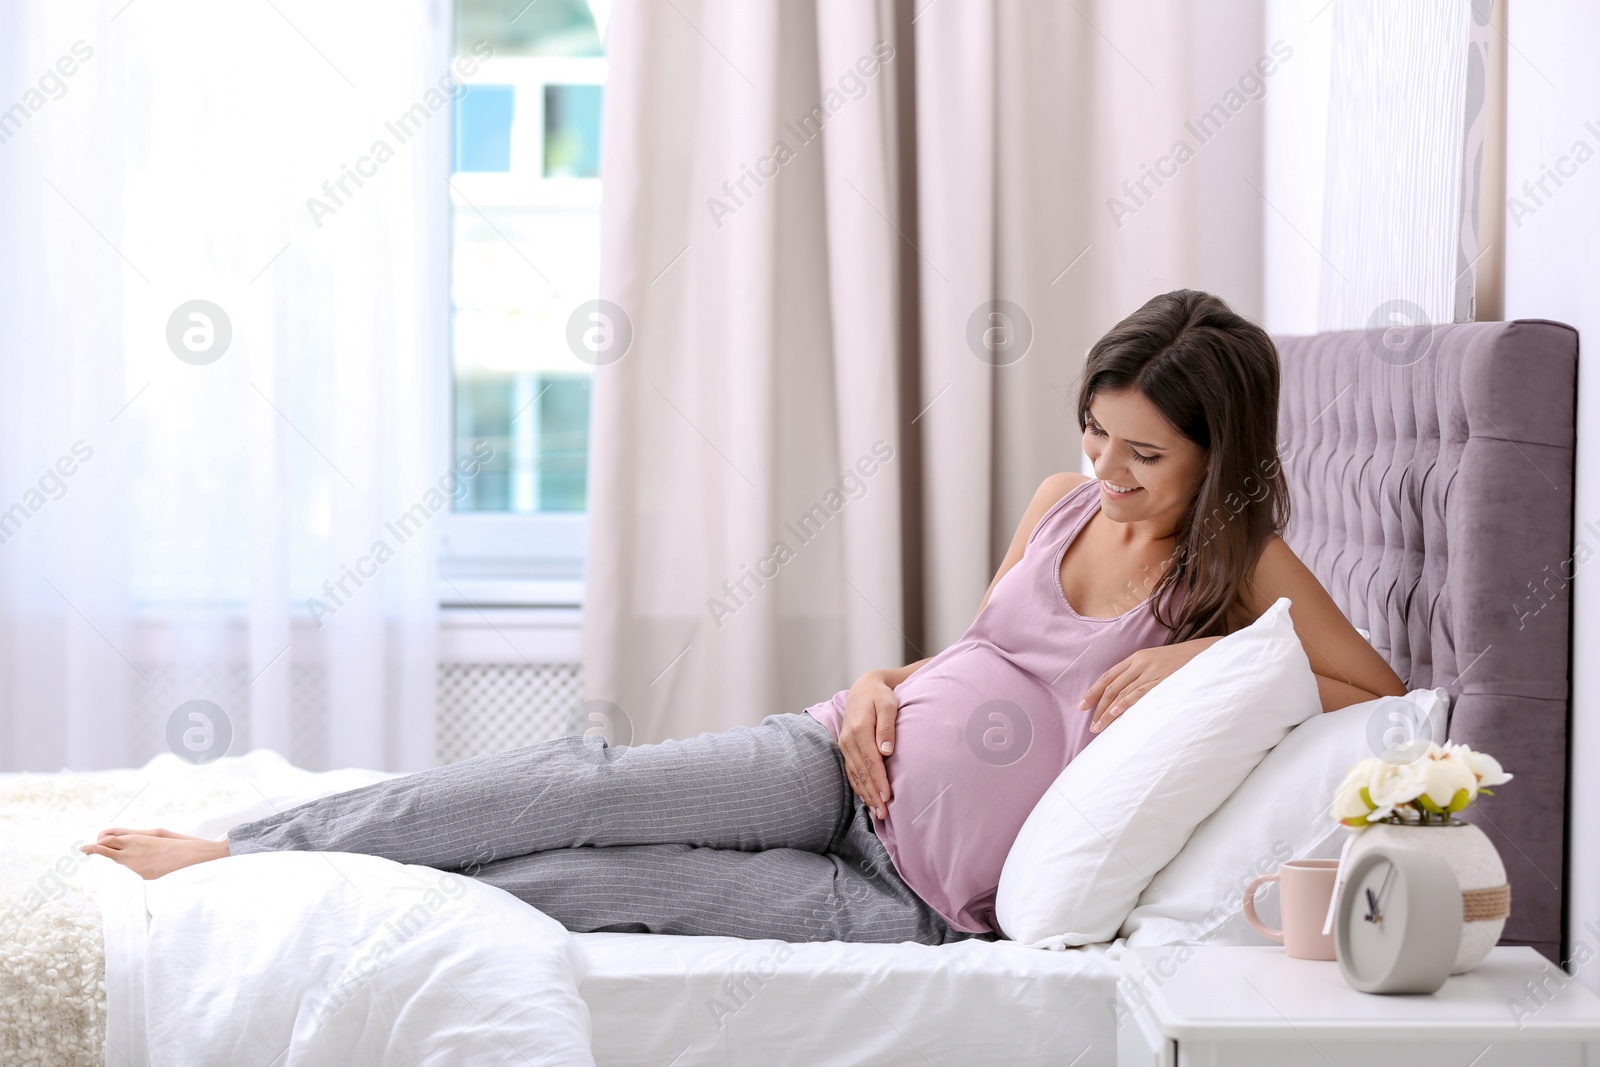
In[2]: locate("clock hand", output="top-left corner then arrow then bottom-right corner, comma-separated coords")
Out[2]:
1373,864 -> 1396,909
1363,864 -> 1396,924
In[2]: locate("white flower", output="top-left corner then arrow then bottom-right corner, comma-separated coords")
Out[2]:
1420,749 -> 1478,812
1330,773 -> 1371,822
1445,742 -> 1513,787
1331,744 -> 1511,827
1364,760 -> 1427,819
1330,757 -> 1426,826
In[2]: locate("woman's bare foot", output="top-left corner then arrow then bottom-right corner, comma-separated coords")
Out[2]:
80,828 -> 230,879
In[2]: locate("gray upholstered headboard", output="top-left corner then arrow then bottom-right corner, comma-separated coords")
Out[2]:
1274,319 -> 1578,965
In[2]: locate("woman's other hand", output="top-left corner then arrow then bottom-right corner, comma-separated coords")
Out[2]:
1079,636 -> 1222,733
839,671 -> 899,819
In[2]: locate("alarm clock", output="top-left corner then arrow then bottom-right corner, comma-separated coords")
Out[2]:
1333,845 -> 1463,994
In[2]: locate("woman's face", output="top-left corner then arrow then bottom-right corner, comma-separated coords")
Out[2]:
1082,388 -> 1208,534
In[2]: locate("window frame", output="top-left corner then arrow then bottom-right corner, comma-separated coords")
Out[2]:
442,52 -> 607,608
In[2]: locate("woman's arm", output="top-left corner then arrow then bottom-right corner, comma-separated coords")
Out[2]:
864,657 -> 931,690
840,471 -> 1090,813
1083,635 -> 1223,731
1239,536 -> 1408,712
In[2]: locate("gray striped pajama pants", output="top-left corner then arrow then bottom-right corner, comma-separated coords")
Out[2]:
226,711 -> 977,945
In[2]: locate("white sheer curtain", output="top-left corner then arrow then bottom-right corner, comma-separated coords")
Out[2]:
584,0 -> 1269,743
0,1 -> 449,772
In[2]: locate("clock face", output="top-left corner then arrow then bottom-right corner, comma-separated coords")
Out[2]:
1340,855 -> 1407,984
1334,846 -> 1462,995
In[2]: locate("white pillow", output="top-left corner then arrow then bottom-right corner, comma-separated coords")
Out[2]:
993,596 -> 1321,948
1119,686 -> 1449,947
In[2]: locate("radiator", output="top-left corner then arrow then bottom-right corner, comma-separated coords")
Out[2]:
130,658 -> 583,770
435,661 -> 584,764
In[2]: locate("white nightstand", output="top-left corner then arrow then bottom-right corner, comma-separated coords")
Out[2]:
1116,945 -> 1600,1067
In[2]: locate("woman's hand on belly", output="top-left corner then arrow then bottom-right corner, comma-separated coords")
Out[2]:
839,671 -> 900,819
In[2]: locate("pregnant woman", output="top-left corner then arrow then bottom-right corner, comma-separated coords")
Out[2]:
84,289 -> 1405,944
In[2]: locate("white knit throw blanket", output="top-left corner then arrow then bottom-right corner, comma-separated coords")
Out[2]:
0,752 -> 399,1066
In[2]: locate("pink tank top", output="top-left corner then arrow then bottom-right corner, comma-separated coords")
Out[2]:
806,477 -> 1185,934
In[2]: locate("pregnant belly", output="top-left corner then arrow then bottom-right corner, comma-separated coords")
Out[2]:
876,641 -> 1069,931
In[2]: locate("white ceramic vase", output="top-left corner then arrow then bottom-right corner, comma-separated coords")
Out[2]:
1342,820 -> 1509,974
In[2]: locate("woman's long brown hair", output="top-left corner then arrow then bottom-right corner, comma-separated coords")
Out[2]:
1075,289 -> 1290,644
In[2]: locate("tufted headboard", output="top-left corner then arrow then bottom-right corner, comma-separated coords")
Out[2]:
1273,319 -> 1579,965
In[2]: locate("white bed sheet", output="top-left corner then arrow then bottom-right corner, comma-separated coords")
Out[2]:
574,931 -> 1124,1067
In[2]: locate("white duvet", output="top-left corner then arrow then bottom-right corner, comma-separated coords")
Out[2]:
79,754 -> 596,1067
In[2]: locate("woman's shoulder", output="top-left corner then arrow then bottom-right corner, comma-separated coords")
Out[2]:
1220,533 -> 1295,631
1022,472 -> 1094,545
1053,471 -> 1093,493
1037,471 -> 1093,507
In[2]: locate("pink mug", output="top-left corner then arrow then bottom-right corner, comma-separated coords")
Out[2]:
1242,858 -> 1339,960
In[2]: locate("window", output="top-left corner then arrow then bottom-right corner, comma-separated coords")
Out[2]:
445,0 -> 606,605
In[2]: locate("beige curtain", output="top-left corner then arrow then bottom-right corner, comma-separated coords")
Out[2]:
584,0 -> 1266,743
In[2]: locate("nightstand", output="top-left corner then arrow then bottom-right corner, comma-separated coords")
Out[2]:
1116,945 -> 1600,1067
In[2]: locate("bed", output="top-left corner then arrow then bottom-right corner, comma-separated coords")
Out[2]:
1,751 -> 1124,1067
0,318 -> 1578,1066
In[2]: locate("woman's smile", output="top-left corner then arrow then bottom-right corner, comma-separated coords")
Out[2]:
1081,385 -> 1213,541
